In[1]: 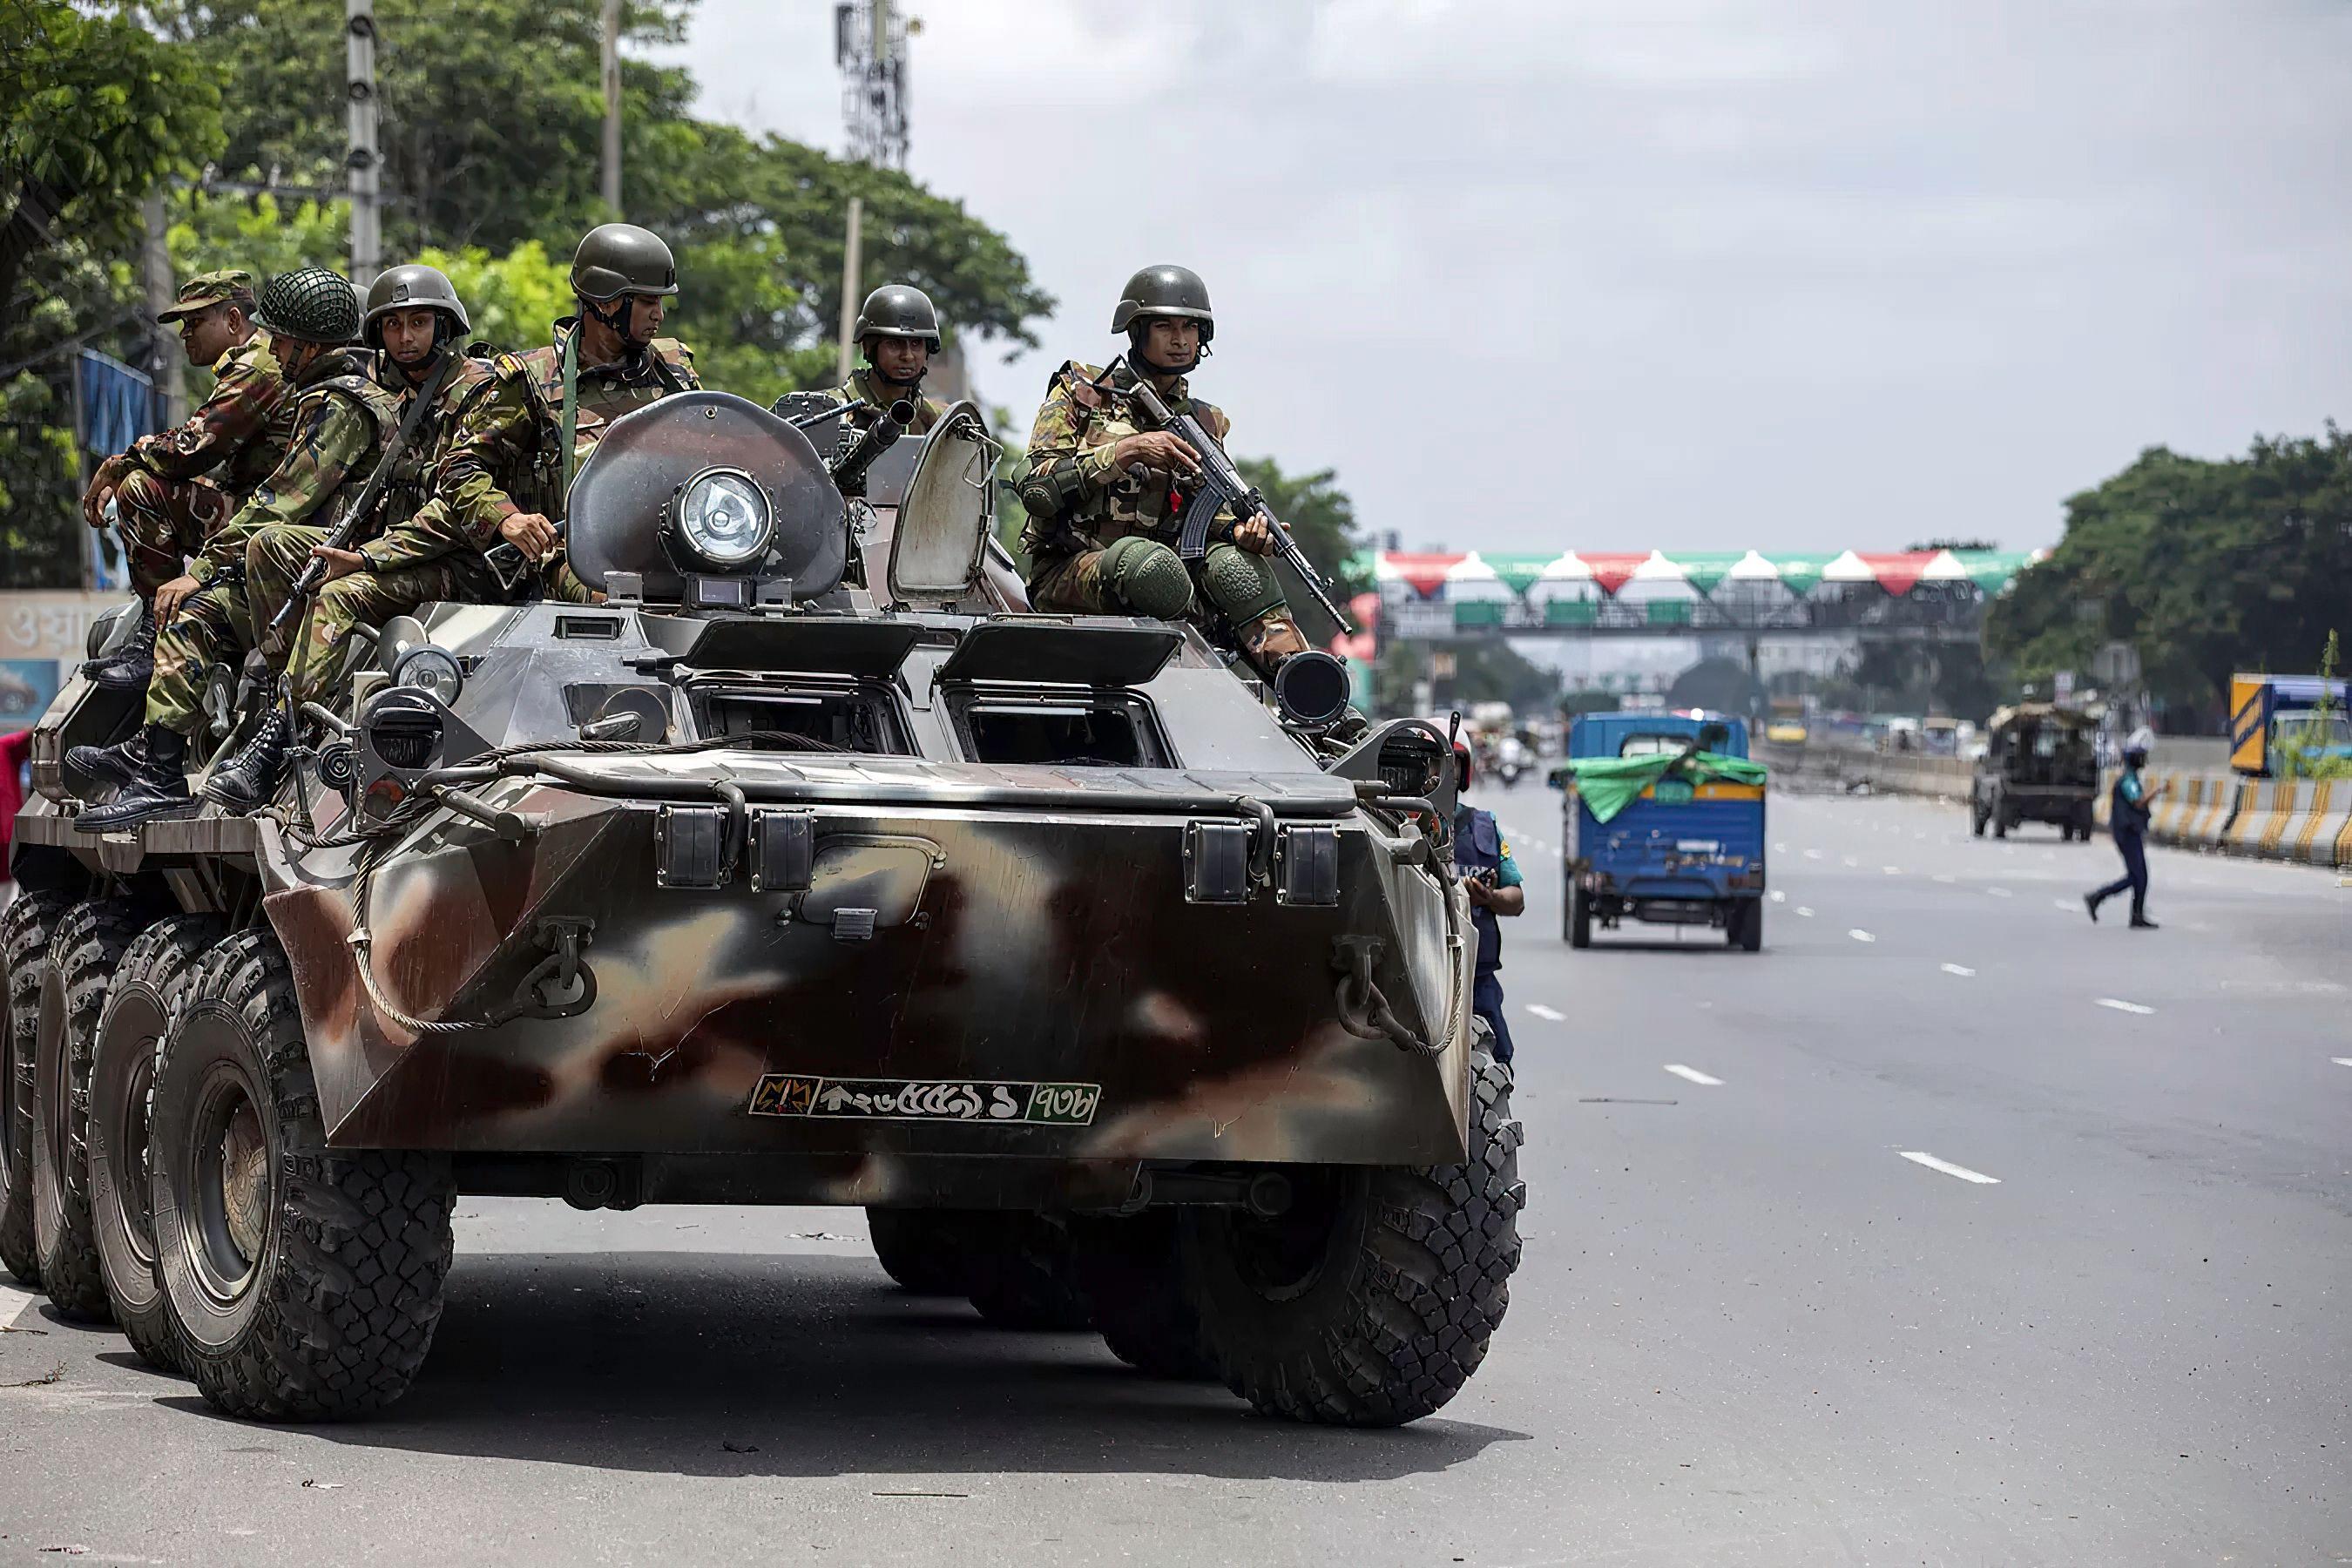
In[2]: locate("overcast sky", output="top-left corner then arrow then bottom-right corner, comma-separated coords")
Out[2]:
655,0 -> 2352,556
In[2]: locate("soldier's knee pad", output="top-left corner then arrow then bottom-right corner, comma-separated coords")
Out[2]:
1199,543 -> 1287,625
1103,536 -> 1194,619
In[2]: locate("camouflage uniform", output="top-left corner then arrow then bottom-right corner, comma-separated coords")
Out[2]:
107,277 -> 296,599
242,351 -> 498,706
1019,360 -> 1305,664
142,348 -> 400,735
823,368 -> 946,438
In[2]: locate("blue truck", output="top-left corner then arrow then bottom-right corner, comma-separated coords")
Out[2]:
1551,712 -> 1768,951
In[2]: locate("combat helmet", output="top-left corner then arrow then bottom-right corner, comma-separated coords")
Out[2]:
362,262 -> 470,348
1112,264 -> 1213,343
571,223 -> 679,302
252,265 -> 363,346
854,284 -> 943,352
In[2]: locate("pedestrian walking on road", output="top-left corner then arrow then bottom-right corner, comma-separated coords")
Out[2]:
1453,741 -> 1525,1064
2086,729 -> 2167,929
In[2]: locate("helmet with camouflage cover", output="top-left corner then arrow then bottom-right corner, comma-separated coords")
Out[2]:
362,262 -> 470,348
252,265 -> 363,345
571,223 -> 680,303
1112,264 -> 1214,343
853,284 -> 943,353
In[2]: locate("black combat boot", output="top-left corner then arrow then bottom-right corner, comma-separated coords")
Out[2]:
200,706 -> 292,814
77,725 -> 195,831
65,727 -> 152,790
81,605 -> 157,691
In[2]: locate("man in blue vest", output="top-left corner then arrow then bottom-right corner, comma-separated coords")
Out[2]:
2085,728 -> 2167,929
1453,741 -> 1525,1064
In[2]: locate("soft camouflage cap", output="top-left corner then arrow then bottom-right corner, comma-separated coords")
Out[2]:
155,268 -> 258,324
363,262 -> 471,346
854,284 -> 942,351
1112,264 -> 1214,341
252,266 -> 363,345
571,223 -> 679,302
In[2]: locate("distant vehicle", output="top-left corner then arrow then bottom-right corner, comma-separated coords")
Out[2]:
1971,703 -> 2099,839
1494,733 -> 1533,787
2229,673 -> 2352,776
1764,720 -> 1808,746
1551,713 -> 1767,951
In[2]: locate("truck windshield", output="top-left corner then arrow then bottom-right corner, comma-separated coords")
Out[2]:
1619,734 -> 1694,757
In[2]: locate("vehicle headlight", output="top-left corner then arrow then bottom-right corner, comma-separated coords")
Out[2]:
667,465 -> 773,569
392,645 -> 464,705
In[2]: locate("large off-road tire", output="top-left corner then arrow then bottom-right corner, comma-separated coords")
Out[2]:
1180,1050 -> 1524,1426
152,929 -> 456,1421
33,898 -> 156,1321
964,1212 -> 1093,1330
1,889 -> 73,1288
1072,1213 -> 1218,1380
865,1206 -> 983,1295
88,913 -> 221,1372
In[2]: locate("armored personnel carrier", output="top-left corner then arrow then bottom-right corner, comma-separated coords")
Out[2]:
1,392 -> 1521,1425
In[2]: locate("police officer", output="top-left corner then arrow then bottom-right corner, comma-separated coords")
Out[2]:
1453,741 -> 1525,1064
422,222 -> 699,575
1017,264 -> 1313,684
79,269 -> 295,693
2085,728 -> 2167,929
73,266 -> 400,829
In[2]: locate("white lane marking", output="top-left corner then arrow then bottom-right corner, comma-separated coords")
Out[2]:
1941,963 -> 1976,977
1882,866 -> 1902,875
2332,1058 -> 2352,1069
0,1281 -> 36,1328
2052,898 -> 2078,911
1769,890 -> 1787,902
1987,887 -> 2013,898
1901,1151 -> 2002,1186
1848,929 -> 1876,943
1525,1004 -> 1566,1022
1774,841 -> 1788,854
2096,997 -> 2156,1016
1842,856 -> 1860,867
1931,874 -> 1957,884
1664,1064 -> 1723,1086
1795,906 -> 1815,917
1803,849 -> 1822,861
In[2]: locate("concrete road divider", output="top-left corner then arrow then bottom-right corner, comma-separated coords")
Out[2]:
2282,779 -> 2342,865
2223,779 -> 2298,858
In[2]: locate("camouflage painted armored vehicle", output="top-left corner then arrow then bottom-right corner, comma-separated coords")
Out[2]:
3,392 -> 1522,1426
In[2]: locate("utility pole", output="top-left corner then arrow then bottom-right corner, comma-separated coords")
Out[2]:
601,0 -> 623,211
835,196 -> 862,382
139,192 -> 185,425
346,0 -> 381,285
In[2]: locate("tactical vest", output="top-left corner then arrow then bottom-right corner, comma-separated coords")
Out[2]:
380,353 -> 493,528
2109,770 -> 2151,837
1454,807 -> 1505,974
494,330 -> 697,519
1020,361 -> 1227,560
303,349 -> 403,540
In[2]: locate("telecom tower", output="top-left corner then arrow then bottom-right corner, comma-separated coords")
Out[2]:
835,0 -> 910,169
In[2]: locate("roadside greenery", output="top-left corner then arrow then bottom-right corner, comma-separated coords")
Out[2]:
2274,632 -> 2351,781
1985,429 -> 2352,723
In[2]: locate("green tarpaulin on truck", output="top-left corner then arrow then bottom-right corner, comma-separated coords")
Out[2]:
1550,751 -> 1769,825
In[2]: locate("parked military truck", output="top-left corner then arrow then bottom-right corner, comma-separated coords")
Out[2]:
2,393 -> 1521,1427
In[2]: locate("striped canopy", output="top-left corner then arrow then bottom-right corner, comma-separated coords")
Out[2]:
1371,548 -> 2044,599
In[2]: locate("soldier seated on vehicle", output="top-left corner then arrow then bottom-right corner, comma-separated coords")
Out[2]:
78,269 -> 296,696
72,266 -> 414,831
1016,264 -> 1312,686
824,284 -> 950,471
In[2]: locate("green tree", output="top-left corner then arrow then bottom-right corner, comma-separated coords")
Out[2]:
1985,430 -> 2352,720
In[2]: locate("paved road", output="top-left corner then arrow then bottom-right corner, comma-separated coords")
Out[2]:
3,785 -> 2346,1565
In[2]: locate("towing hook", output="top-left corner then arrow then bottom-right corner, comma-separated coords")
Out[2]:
1331,936 -> 1441,1057
505,916 -> 598,1022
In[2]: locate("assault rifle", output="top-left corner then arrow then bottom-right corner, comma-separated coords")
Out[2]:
1105,360 -> 1355,635
267,354 -> 460,634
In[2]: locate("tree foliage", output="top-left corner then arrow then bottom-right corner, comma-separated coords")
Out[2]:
1984,430 -> 2352,720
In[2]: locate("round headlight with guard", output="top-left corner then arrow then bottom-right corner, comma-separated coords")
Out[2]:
666,465 -> 773,570
391,645 -> 464,705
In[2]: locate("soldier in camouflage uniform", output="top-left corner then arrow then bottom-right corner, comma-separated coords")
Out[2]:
394,223 -> 699,587
78,270 -> 296,693
74,266 -> 402,830
238,263 -> 496,760
1018,265 -> 1310,681
822,283 -> 949,447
